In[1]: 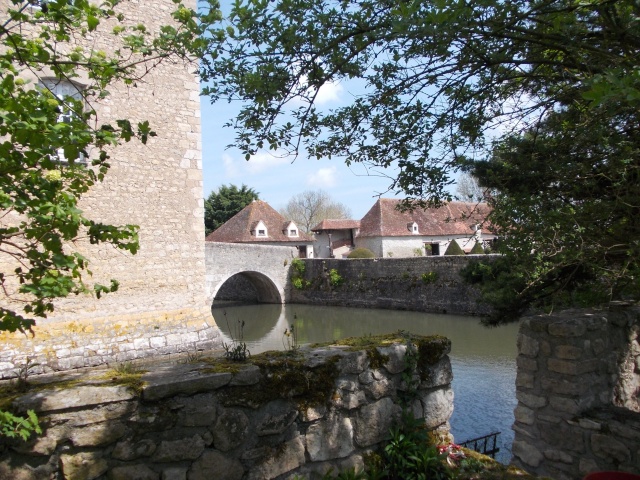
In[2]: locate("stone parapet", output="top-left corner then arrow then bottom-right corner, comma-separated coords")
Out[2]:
0,336 -> 454,480
512,304 -> 640,479
0,307 -> 221,379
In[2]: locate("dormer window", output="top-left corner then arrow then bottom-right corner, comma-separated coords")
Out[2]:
252,220 -> 268,237
407,222 -> 419,234
284,221 -> 299,237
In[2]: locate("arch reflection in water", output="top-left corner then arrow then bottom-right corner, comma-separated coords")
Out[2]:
210,303 -> 519,464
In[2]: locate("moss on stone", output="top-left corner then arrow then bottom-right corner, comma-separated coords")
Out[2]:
218,351 -> 340,411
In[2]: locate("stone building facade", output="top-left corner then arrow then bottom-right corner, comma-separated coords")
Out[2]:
0,0 -> 217,376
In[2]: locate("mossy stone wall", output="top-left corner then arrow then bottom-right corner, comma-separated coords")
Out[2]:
1,337 -> 454,480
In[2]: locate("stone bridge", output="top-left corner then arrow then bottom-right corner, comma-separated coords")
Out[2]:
204,242 -> 298,306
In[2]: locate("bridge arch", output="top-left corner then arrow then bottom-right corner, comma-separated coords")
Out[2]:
211,270 -> 283,305
205,242 -> 298,308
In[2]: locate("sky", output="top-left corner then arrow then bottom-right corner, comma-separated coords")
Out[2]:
198,0 -> 414,220
200,88 -> 408,221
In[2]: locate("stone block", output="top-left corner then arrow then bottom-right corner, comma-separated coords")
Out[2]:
110,464 -> 159,480
544,449 -> 573,464
378,344 -> 407,374
514,405 -> 535,425
591,433 -> 631,463
247,436 -> 306,480
14,385 -> 136,413
548,358 -> 598,376
59,451 -> 108,480
229,365 -> 261,386
541,377 -> 588,396
188,450 -> 244,480
539,420 -> 584,452
516,391 -> 547,409
516,371 -> 535,389
512,440 -> 543,467
555,344 -> 583,360
161,467 -> 188,480
548,320 -> 587,337
142,367 -> 231,401
70,421 -> 127,447
337,350 -> 368,374
420,357 -> 453,389
517,356 -> 538,372
255,401 -> 298,436
517,333 -> 539,357
354,397 -> 401,447
152,434 -> 206,462
112,439 -> 157,461
306,412 -> 355,461
212,409 -> 249,452
418,387 -> 454,429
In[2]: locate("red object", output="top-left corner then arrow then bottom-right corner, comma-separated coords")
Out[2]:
584,472 -> 640,480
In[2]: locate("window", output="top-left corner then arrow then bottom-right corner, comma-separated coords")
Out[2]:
40,78 -> 86,164
290,229 -> 297,236
258,229 -> 266,236
407,222 -> 419,234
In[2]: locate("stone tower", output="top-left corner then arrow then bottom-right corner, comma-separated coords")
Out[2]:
0,0 -> 220,376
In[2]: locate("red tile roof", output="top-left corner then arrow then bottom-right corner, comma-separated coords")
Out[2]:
358,199 -> 492,237
205,201 -> 313,243
311,219 -> 361,232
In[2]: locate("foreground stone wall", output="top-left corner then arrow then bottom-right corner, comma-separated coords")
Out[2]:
1,337 -> 454,480
288,256 -> 491,316
512,304 -> 640,479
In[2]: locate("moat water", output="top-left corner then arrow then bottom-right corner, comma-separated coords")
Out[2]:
212,303 -> 519,464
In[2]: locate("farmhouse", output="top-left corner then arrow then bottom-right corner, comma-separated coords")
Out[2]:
206,200 -> 314,258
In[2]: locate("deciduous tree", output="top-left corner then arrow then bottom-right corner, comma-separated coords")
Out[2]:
201,0 -> 640,321
279,190 -> 351,233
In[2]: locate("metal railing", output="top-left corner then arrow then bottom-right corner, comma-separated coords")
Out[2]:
459,431 -> 501,458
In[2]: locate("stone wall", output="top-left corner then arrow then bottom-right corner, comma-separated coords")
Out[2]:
0,0 -> 212,373
1,337 -> 454,480
512,304 -> 640,479
288,256 -> 491,316
0,308 -> 221,379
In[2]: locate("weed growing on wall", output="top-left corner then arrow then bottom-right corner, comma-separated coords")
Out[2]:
291,258 -> 310,289
329,269 -> 343,287
422,272 -> 438,284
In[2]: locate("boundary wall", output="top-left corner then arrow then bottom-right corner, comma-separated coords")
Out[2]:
512,304 -> 640,478
288,256 -> 491,316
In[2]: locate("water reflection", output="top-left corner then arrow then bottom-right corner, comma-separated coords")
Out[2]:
211,303 -> 519,464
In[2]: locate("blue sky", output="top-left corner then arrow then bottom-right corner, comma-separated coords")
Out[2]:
198,0 -> 410,220
200,90 -> 407,220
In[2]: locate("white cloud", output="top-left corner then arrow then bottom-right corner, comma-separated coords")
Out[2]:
307,166 -> 338,188
221,151 -> 289,177
314,81 -> 343,105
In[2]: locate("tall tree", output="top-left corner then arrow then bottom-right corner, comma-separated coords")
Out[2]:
201,0 -> 640,321
279,190 -> 351,233
0,0 -> 221,438
204,184 -> 259,235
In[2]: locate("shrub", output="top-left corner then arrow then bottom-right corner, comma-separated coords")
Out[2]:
347,248 -> 375,259
329,268 -> 343,287
444,240 -> 465,256
470,241 -> 485,254
421,271 -> 438,284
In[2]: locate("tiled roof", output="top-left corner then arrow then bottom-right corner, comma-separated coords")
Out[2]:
311,219 -> 361,232
358,198 -> 492,237
205,201 -> 313,243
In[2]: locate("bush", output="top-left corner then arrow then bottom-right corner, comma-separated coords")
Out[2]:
470,242 -> 485,254
347,248 -> 375,259
444,241 -> 465,256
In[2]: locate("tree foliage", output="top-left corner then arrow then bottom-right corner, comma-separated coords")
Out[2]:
1,0 -> 221,437
204,184 -> 259,235
202,0 -> 640,321
279,190 -> 351,233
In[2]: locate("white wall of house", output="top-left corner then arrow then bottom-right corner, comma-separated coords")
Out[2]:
355,234 -> 481,258
313,230 -> 357,258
